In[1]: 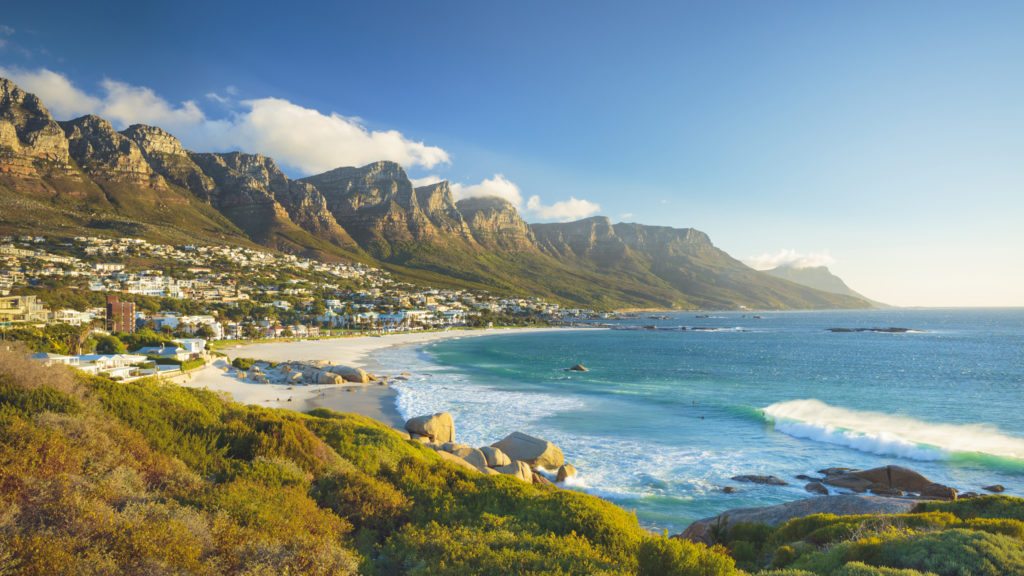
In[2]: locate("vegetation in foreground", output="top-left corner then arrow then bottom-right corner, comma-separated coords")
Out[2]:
3,342 -> 1022,575
0,343 -> 737,575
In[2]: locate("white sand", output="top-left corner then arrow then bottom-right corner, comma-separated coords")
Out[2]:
181,328 -> 571,419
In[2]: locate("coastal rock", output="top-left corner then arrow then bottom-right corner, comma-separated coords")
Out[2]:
568,364 -> 589,372
678,495 -> 920,545
496,460 -> 533,482
556,464 -> 578,483
731,475 -> 788,486
435,449 -> 478,472
822,465 -> 933,494
480,446 -> 512,468
960,491 -> 980,499
316,372 -> 345,385
491,431 -> 564,470
722,487 -> 738,494
920,483 -> 958,500
452,446 -> 489,471
328,365 -> 370,383
532,472 -> 555,486
405,412 -> 455,444
805,482 -> 829,495
984,485 -> 1005,493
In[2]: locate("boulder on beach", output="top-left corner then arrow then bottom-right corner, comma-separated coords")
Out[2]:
317,372 -> 345,385
492,431 -> 564,470
678,495 -> 919,545
480,446 -> 512,468
327,365 -> 371,383
984,485 -> 1005,493
568,364 -> 589,372
405,413 -> 455,444
731,474 -> 788,486
496,460 -> 533,482
556,464 -> 578,483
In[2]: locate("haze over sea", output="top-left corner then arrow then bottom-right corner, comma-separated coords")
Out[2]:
381,309 -> 1024,533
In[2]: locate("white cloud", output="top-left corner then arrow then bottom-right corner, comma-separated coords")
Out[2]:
450,174 -> 522,206
449,174 -> 600,221
205,92 -> 230,104
0,25 -> 14,35
526,195 -> 601,221
0,67 -> 102,117
744,249 -> 835,270
410,175 -> 443,188
0,67 -> 449,175
619,212 -> 634,220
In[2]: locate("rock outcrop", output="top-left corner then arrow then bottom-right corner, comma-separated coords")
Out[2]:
404,413 -> 454,444
556,464 -> 578,483
731,474 -> 788,486
456,196 -> 537,251
679,495 -> 919,545
0,78 -> 76,179
821,465 -> 933,494
480,446 -> 511,468
491,431 -> 564,470
60,115 -> 164,186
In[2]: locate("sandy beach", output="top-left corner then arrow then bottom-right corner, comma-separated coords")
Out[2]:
181,328 -> 571,428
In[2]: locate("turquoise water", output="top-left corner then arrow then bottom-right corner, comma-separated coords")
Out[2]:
379,309 -> 1024,533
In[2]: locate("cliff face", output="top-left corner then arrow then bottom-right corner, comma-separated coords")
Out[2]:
456,196 -> 537,252
0,78 -> 75,180
301,161 -> 438,252
533,216 -> 626,264
122,124 -> 215,200
60,115 -> 166,188
415,181 -> 476,242
188,152 -> 357,252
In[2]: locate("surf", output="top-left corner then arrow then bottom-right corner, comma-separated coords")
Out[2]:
763,399 -> 1024,466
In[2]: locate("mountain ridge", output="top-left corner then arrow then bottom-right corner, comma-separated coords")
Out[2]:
0,77 -> 873,310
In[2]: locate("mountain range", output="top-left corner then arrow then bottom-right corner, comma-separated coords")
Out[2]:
0,77 -> 873,310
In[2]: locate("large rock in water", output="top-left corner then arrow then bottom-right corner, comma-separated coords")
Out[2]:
405,413 -> 454,444
822,465 -> 933,494
491,431 -> 564,470
679,495 -> 919,545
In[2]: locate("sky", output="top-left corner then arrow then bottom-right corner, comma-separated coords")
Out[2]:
2,1 -> 1022,307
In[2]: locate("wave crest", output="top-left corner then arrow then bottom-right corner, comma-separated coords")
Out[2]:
763,399 -> 1024,463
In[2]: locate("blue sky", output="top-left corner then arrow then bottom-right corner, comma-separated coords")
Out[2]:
2,1 -> 1022,306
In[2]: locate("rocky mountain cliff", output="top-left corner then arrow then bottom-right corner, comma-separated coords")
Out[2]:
0,77 -> 873,310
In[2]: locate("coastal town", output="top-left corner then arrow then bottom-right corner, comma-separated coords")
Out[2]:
1,234 -> 603,379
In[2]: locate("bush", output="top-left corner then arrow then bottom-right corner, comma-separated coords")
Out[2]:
94,334 -> 126,354
832,562 -> 933,576
180,358 -> 204,371
316,470 -> 410,536
232,357 -> 256,370
637,537 -> 738,576
913,495 -> 1024,522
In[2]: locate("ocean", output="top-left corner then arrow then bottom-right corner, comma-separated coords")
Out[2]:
378,309 -> 1024,533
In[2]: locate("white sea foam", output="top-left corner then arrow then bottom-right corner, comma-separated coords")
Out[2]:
764,399 -> 1024,461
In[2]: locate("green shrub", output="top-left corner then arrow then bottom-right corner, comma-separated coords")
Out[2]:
315,470 -> 410,535
833,562 -> 934,576
875,528 -> 1024,576
180,358 -> 204,371
231,357 -> 255,370
913,495 -> 1024,522
772,545 -> 796,568
637,536 -> 738,576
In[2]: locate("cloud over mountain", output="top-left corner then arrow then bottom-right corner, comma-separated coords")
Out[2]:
0,66 -> 449,175
745,249 -> 836,270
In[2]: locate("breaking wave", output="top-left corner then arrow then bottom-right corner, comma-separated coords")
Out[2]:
763,399 -> 1024,465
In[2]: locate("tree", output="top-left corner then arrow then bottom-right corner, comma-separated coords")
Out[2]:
94,334 -> 126,354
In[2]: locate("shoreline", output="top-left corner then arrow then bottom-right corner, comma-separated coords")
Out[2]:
181,327 -> 585,427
